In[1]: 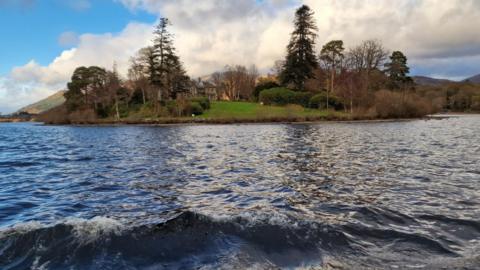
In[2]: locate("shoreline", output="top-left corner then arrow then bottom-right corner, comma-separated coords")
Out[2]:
33,114 -> 454,127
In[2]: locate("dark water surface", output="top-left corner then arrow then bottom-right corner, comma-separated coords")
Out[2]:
1,116 -> 480,269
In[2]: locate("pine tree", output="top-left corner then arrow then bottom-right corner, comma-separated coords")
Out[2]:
384,51 -> 412,90
152,18 -> 189,101
280,5 -> 319,90
65,66 -> 107,112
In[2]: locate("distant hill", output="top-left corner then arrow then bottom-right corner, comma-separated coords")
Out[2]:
464,74 -> 480,84
413,76 -> 454,86
18,90 -> 66,114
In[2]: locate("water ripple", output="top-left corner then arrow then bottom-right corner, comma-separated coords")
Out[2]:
1,117 -> 480,269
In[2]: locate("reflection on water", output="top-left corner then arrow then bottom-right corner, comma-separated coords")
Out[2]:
1,116 -> 480,269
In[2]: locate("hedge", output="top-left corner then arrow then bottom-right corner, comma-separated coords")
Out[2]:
253,81 -> 280,100
190,97 -> 210,110
259,87 -> 313,107
309,92 -> 344,110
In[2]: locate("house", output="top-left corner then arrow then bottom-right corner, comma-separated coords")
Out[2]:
190,78 -> 219,101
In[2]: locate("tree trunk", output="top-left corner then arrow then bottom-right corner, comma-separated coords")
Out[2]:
115,98 -> 120,121
350,93 -> 353,114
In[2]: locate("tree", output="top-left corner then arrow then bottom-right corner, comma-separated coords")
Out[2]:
152,18 -> 189,103
280,5 -> 319,90
271,60 -> 285,78
384,51 -> 412,90
320,40 -> 345,109
220,65 -> 258,101
107,64 -> 122,120
346,40 -> 389,105
64,66 -> 107,112
128,47 -> 155,104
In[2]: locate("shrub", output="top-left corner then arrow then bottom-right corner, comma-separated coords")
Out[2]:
129,88 -> 145,105
190,97 -> 210,110
95,104 -> 111,118
309,92 -> 344,110
69,109 -> 97,124
38,105 -> 69,124
373,90 -> 432,118
166,100 -> 205,116
292,92 -> 313,107
259,87 -> 295,105
259,87 -> 312,107
253,81 -> 280,100
189,102 -> 204,115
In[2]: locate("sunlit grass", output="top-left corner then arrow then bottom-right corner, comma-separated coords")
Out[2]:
201,101 -> 341,120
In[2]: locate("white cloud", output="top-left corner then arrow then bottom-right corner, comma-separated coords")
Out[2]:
116,0 -> 296,75
0,77 -> 58,114
0,22 -> 152,114
304,0 -> 480,60
117,0 -> 480,77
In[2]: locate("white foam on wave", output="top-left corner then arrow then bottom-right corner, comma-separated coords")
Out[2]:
0,221 -> 43,239
193,208 -> 301,229
65,216 -> 124,244
0,216 -> 124,244
31,256 -> 50,270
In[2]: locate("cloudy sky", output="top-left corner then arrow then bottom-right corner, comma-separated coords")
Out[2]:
0,0 -> 479,113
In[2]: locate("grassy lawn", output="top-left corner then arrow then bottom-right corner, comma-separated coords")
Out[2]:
201,101 -> 340,120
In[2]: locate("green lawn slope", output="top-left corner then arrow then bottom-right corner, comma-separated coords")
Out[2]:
201,101 -> 342,121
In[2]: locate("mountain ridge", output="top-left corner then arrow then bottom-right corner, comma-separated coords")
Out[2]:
17,90 -> 66,114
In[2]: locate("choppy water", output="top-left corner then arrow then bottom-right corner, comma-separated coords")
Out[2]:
1,116 -> 480,269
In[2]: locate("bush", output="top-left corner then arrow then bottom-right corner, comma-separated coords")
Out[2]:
38,105 -> 99,124
309,92 -> 344,110
38,105 -> 69,124
253,81 -> 280,100
95,104 -> 111,118
259,87 -> 312,107
373,90 -> 432,118
190,97 -> 210,110
259,87 -> 295,105
129,88 -> 145,105
292,92 -> 313,107
189,102 -> 204,115
166,100 -> 205,116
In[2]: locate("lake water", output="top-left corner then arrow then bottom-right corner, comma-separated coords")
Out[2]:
1,116 -> 480,269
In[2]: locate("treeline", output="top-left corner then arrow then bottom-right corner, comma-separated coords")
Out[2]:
416,82 -> 480,112
41,18 -> 195,123
40,4 -> 479,124
256,5 -> 436,118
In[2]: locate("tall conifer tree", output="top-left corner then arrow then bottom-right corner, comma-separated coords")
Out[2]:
152,18 -> 189,100
384,51 -> 412,90
280,5 -> 319,90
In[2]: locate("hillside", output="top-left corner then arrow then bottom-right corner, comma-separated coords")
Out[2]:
18,90 -> 66,114
413,76 -> 453,86
464,74 -> 480,84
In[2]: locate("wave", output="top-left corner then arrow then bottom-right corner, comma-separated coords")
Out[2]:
1,211 -> 479,269
0,211 -> 351,269
0,161 -> 41,168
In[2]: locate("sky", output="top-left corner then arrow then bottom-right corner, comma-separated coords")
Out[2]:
1,0 -> 480,114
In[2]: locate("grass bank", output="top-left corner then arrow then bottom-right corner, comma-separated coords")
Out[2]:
39,101 -> 350,125
202,101 -> 341,119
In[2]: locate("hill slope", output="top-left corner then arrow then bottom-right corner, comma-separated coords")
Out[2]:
18,90 -> 66,114
464,74 -> 480,84
413,76 -> 453,86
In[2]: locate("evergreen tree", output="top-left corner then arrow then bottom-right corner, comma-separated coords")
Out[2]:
384,51 -> 412,89
152,18 -> 189,101
65,66 -> 107,112
280,5 -> 319,90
